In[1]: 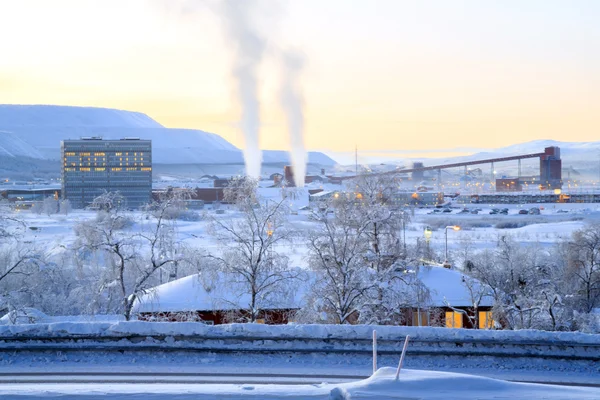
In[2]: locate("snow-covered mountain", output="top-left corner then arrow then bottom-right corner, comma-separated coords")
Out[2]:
0,105 -> 336,165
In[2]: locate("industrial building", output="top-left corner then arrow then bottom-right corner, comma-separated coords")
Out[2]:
61,138 -> 152,209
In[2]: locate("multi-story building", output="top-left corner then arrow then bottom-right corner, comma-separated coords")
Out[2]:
61,137 -> 152,209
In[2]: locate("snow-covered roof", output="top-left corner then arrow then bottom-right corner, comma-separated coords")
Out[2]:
134,266 -> 492,315
133,274 -> 308,314
415,266 -> 493,308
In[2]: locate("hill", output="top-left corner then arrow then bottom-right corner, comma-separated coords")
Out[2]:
0,105 -> 336,166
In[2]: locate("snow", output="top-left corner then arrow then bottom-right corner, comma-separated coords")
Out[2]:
332,367 -> 600,399
414,266 -> 493,307
131,273 -> 305,314
0,105 -> 337,165
0,368 -> 597,399
2,320 -> 599,346
0,104 -> 162,128
132,265 -> 490,315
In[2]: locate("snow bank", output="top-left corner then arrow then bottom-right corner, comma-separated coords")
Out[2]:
1,321 -> 599,345
331,367 -> 599,399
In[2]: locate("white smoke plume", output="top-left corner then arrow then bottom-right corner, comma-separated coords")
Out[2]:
218,0 -> 265,179
279,50 -> 307,187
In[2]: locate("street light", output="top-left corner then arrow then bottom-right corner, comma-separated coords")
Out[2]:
444,225 -> 460,268
400,211 -> 407,254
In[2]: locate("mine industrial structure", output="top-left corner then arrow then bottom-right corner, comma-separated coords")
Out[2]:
344,146 -> 563,191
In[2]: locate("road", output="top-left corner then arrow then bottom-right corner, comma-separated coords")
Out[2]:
0,371 -> 598,388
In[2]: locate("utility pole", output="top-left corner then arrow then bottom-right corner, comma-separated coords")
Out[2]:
355,145 -> 358,175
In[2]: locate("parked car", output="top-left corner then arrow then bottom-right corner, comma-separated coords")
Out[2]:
470,210 -> 479,214
442,208 -> 452,213
529,207 -> 541,215
458,208 -> 469,214
518,209 -> 529,215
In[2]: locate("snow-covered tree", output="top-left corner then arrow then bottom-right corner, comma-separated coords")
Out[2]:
205,178 -> 304,322
74,201 -> 138,319
0,202 -> 46,315
349,173 -> 419,324
304,195 -> 373,324
565,224 -> 600,313
42,196 -> 58,216
59,199 -> 72,215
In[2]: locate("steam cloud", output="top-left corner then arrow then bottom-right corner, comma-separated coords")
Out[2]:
279,50 -> 307,187
218,0 -> 265,179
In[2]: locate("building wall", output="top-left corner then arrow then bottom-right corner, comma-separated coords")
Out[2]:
61,138 -> 152,209
138,308 -> 298,324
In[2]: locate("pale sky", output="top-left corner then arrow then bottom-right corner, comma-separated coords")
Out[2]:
1,0 -> 598,157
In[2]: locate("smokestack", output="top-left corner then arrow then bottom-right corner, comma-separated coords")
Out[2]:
218,0 -> 265,179
280,50 -> 307,187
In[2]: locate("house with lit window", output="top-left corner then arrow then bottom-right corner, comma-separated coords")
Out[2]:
133,266 -> 494,329
61,137 -> 152,208
404,266 -> 495,329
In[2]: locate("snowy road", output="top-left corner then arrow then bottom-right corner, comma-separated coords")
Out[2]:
0,371 -> 598,387
0,371 -> 366,385
0,368 -> 599,400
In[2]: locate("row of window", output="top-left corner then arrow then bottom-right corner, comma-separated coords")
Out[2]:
410,310 -> 494,329
63,167 -> 152,172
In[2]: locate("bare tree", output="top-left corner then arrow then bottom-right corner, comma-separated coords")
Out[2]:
566,224 -> 600,313
348,173 -> 419,324
305,194 -> 374,324
0,203 -> 46,315
75,192 -> 138,319
43,196 -> 58,216
205,178 -> 304,322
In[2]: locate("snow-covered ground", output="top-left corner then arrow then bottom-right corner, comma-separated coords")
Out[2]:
0,368 -> 598,399
12,199 -> 600,271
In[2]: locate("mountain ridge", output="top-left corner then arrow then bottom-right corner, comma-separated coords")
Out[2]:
0,105 -> 336,166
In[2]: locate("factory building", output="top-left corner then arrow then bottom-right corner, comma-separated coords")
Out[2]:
540,146 -> 562,189
61,138 -> 152,209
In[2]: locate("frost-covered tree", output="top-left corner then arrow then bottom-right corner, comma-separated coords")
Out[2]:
0,202 -> 46,315
43,196 -> 58,216
348,174 -> 419,324
465,234 -> 577,331
565,224 -> 600,313
304,195 -> 373,324
59,199 -> 72,215
205,178 -> 304,322
75,191 -> 189,320
74,200 -> 137,318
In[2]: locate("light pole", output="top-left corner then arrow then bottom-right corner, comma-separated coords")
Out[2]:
444,225 -> 460,268
400,211 -> 407,254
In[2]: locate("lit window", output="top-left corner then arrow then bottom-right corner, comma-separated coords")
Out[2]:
478,311 -> 494,329
445,311 -> 463,328
412,311 -> 429,326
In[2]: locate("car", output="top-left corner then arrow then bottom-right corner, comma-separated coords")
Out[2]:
529,207 -> 541,215
470,210 -> 479,214
458,209 -> 469,214
442,208 -> 452,213
518,209 -> 529,215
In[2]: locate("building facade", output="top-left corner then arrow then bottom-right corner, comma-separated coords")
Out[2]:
61,138 -> 152,209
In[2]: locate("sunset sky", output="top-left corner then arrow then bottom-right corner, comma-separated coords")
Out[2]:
1,0 -> 598,159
